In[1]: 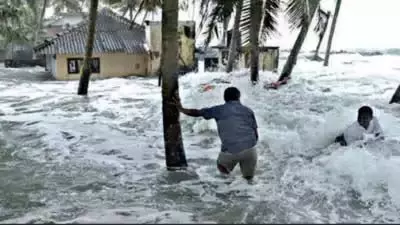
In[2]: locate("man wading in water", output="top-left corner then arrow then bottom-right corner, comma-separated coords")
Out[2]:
173,87 -> 259,181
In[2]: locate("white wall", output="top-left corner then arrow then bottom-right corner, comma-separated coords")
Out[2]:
51,55 -> 56,78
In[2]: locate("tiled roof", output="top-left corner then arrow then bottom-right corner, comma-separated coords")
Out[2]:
34,8 -> 147,55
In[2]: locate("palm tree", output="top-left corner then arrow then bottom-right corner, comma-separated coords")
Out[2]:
312,7 -> 330,60
160,0 -> 188,170
323,0 -> 341,66
128,0 -> 161,29
199,0 -> 279,75
77,0 -> 99,95
52,0 -> 84,14
225,0 -> 243,72
249,0 -> 262,83
278,0 -> 320,82
0,0 -> 37,45
34,0 -> 48,45
106,0 -> 137,20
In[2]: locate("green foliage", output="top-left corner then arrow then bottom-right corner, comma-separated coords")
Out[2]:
0,0 -> 87,47
0,0 -> 37,45
199,0 -> 280,48
104,0 -> 161,20
286,0 -> 320,30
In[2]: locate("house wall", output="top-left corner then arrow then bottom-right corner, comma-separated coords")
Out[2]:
145,21 -> 195,75
51,55 -> 56,78
238,48 -> 279,72
54,53 -> 148,80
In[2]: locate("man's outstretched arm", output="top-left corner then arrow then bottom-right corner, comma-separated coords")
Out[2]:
179,107 -> 203,117
172,98 -> 203,117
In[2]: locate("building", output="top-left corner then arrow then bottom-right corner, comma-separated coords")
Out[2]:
34,8 -> 197,80
238,46 -> 280,72
34,8 -> 149,80
144,20 -> 196,75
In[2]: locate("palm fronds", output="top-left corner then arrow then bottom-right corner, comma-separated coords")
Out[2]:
285,0 -> 319,30
240,0 -> 280,46
199,0 -> 237,48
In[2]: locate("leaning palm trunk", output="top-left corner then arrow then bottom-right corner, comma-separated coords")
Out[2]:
389,85 -> 400,104
218,17 -> 229,70
323,0 -> 341,66
34,0 -> 48,45
250,0 -> 262,83
160,0 -> 188,170
313,11 -> 330,60
77,0 -> 99,95
130,0 -> 145,28
129,7 -> 133,21
226,0 -> 243,73
258,0 -> 266,40
279,0 -> 319,82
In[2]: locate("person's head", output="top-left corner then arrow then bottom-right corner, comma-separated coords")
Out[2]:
224,87 -> 241,102
357,106 -> 373,129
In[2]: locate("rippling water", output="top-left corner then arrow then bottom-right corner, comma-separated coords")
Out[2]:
1,53 -> 400,223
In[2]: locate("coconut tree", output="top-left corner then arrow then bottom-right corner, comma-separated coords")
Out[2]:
225,0 -> 243,72
323,0 -> 341,66
248,0 -> 262,83
0,0 -> 37,45
105,0 -> 137,20
312,7 -> 330,60
52,0 -> 84,14
128,0 -> 161,29
34,0 -> 47,45
278,0 -> 320,82
199,0 -> 279,75
77,0 -> 99,95
160,0 -> 188,170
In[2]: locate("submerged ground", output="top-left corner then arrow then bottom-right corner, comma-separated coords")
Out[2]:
1,53 -> 400,223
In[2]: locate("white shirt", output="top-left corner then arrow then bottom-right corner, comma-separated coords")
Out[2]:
343,117 -> 383,145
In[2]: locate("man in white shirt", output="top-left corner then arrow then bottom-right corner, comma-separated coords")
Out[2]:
335,106 -> 384,146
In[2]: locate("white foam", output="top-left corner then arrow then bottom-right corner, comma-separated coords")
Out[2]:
2,53 -> 400,223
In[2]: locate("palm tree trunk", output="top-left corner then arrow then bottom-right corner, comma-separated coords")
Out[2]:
278,0 -> 319,81
217,17 -> 229,70
129,7 -> 133,21
314,11 -> 330,59
250,0 -> 262,84
141,11 -> 148,25
34,0 -> 48,45
258,0 -> 266,41
323,0 -> 341,66
389,85 -> 400,104
130,0 -> 144,29
77,0 -> 99,95
226,0 -> 243,73
160,0 -> 188,170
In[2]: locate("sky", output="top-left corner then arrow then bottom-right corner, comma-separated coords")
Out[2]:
45,0 -> 400,51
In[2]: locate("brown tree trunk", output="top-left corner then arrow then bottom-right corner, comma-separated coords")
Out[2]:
161,0 -> 188,170
34,0 -> 48,45
77,0 -> 99,95
250,0 -> 262,84
314,11 -> 330,60
226,0 -> 243,73
323,0 -> 341,67
141,11 -> 148,25
130,0 -> 144,29
129,7 -> 133,21
279,0 -> 320,82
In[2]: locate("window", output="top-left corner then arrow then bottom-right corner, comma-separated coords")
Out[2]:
67,57 -> 100,74
135,63 -> 140,69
